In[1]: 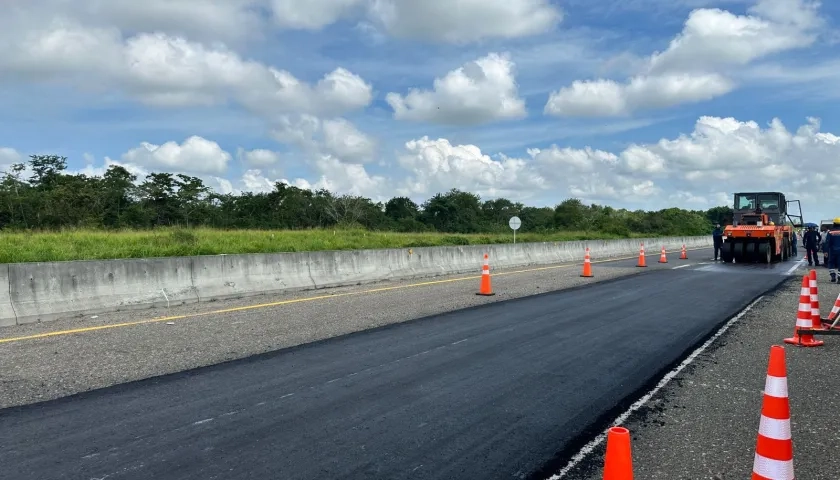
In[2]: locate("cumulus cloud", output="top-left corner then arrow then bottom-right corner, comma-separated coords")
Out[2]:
387,53 -> 527,125
544,74 -> 734,117
545,0 -> 823,117
395,136 -> 547,198
237,148 -> 282,167
366,0 -> 562,43
321,118 -> 377,162
67,0 -> 265,43
5,0 -> 562,48
0,19 -> 373,116
384,115 -> 840,214
120,136 -> 232,175
546,115 -> 840,210
271,0 -> 364,29
269,0 -> 561,42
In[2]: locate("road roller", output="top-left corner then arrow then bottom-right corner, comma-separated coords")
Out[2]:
720,191 -> 803,264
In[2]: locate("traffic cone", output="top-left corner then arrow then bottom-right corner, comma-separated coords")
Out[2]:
602,426 -> 633,480
476,253 -> 495,296
658,246 -> 667,263
808,269 -> 823,330
679,244 -> 688,260
783,275 -> 824,347
751,345 -> 794,480
581,247 -> 594,277
825,293 -> 840,329
636,243 -> 647,268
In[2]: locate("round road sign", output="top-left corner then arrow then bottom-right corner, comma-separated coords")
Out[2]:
508,216 -> 521,231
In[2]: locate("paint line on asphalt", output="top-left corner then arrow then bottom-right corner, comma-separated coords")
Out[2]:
0,247 -> 711,345
545,295 -> 764,480
784,257 -> 807,276
671,264 -> 691,270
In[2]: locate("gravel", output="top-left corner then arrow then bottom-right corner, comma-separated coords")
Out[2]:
0,249 -> 703,410
559,263 -> 840,480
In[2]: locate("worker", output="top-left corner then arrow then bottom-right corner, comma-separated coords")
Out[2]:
827,218 -> 840,282
803,226 -> 821,266
712,223 -> 723,261
821,231 -> 830,268
791,230 -> 798,256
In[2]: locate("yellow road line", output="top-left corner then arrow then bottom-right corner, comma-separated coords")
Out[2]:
0,247 -> 710,344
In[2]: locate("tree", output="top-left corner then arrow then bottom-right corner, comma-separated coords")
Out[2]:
554,198 -> 586,230
0,152 -> 724,237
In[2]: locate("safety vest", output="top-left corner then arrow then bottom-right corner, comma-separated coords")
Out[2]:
828,229 -> 840,252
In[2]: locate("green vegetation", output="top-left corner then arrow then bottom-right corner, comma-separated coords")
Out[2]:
0,228 -> 649,263
0,154 -> 734,263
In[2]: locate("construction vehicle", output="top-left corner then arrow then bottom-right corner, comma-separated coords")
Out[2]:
720,191 -> 803,264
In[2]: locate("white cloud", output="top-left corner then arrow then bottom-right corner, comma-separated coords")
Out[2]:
321,118 -> 377,162
0,148 -> 24,169
545,0 -> 823,117
387,53 -> 527,125
646,1 -> 820,75
237,148 -> 283,167
0,19 -> 373,116
381,115 -> 840,213
271,0 -> 364,29
579,115 -> 840,210
241,169 -> 281,193
395,136 -> 547,198
67,0 -> 265,43
366,0 -> 562,43
544,73 -> 733,116
121,136 -> 232,175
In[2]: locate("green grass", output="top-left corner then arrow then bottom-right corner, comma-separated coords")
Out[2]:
0,227 -> 654,263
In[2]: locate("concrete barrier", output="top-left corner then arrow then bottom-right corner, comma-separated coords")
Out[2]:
0,236 -> 712,326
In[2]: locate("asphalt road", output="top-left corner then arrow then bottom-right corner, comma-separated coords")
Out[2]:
0,266 -> 788,480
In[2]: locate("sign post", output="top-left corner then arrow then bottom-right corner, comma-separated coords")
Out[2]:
509,216 -> 521,244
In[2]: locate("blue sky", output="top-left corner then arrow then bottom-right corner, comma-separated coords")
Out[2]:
1,0 -> 839,221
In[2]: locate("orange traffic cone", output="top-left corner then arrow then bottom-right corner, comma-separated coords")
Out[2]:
658,246 -> 667,263
581,247 -> 594,278
783,275 -> 824,347
808,269 -> 823,330
476,253 -> 495,296
825,292 -> 840,329
602,426 -> 633,480
679,244 -> 688,260
636,243 -> 647,268
751,345 -> 794,480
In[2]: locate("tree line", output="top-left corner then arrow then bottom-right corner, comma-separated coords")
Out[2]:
0,154 -> 734,236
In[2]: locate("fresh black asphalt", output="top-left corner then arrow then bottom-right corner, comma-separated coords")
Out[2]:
0,267 -> 789,480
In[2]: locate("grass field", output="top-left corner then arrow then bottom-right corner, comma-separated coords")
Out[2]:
0,228 -> 653,263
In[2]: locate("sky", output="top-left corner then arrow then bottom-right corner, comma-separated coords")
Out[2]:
1,0 -> 839,222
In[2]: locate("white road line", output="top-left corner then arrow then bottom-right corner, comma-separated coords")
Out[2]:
671,264 -> 691,270
544,295 -> 764,480
784,257 -> 806,276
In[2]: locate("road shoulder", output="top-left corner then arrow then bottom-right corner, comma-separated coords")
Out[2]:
560,265 -> 840,480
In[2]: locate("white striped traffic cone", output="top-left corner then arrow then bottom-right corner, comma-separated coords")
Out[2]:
809,269 -> 823,330
826,293 -> 840,329
752,345 -> 794,480
783,275 -> 824,347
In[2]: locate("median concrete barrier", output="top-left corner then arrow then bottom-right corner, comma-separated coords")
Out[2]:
0,235 -> 712,326
191,253 -> 316,302
8,258 -> 198,325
